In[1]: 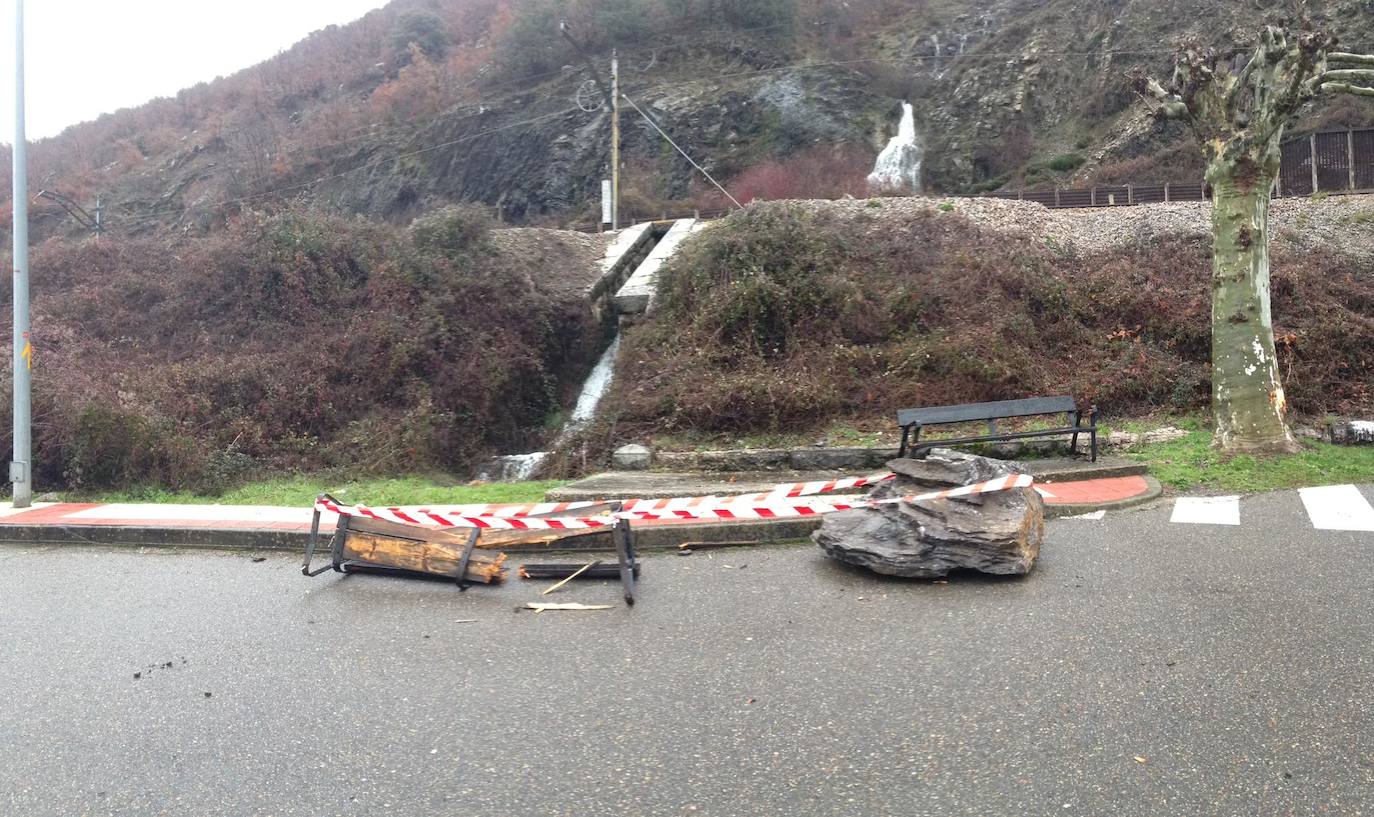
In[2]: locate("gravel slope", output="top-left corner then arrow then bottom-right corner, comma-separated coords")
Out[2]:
788,193 -> 1374,257
487,227 -> 612,298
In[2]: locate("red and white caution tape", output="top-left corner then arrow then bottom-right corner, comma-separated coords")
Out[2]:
617,472 -> 897,514
314,497 -> 615,531
424,500 -> 611,519
315,474 -> 1033,531
617,473 -> 1033,522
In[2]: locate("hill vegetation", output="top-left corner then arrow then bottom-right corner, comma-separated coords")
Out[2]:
596,199 -> 1374,447
3,207 -> 605,492
1,1 -> 1373,493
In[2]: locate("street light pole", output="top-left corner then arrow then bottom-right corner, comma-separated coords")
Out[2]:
11,0 -> 32,508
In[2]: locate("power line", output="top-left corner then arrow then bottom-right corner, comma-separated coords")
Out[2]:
620,93 -> 741,209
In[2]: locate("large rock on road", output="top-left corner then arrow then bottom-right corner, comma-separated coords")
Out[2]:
813,450 -> 1045,578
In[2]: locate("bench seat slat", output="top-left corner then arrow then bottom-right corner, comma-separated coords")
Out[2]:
897,396 -> 1077,427
908,425 -> 1092,451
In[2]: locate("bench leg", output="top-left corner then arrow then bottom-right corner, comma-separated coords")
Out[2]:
303,496 -> 346,577
1090,405 -> 1100,462
1070,411 -> 1081,456
898,426 -> 911,458
454,528 -> 480,591
302,505 -> 326,576
613,519 -> 637,607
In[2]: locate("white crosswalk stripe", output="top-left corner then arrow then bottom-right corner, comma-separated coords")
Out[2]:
1056,485 -> 1374,529
1298,484 -> 1374,532
1170,496 -> 1241,526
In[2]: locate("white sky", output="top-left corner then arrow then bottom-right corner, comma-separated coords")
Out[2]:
1,0 -> 389,141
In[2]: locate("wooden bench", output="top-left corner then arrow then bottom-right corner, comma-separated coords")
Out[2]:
897,396 -> 1099,462
302,496 -> 505,589
302,495 -> 640,604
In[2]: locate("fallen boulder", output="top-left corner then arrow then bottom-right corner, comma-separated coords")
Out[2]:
813,450 -> 1045,578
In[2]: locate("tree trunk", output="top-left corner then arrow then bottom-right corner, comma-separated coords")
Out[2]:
1207,162 -> 1298,453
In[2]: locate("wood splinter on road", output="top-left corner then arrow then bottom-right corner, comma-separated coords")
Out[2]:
540,561 -> 602,595
676,540 -> 756,551
524,602 -> 615,613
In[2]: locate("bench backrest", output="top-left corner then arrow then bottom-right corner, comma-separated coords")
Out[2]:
897,396 -> 1077,428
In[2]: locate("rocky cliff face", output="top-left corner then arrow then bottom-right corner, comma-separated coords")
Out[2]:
305,64 -> 894,224
13,0 -> 1374,238
872,0 -> 1374,191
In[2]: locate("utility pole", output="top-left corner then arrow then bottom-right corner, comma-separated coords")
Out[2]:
557,21 -> 621,230
11,0 -> 32,508
611,50 -> 620,231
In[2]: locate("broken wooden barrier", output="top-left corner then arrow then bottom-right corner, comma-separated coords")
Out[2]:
519,562 -> 638,581
518,518 -> 640,606
303,494 -> 508,588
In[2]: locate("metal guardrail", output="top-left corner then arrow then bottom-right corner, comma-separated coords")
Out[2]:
981,183 -> 1208,208
979,127 -> 1374,209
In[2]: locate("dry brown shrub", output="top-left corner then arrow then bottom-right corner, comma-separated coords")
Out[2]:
4,205 -> 601,492
601,201 -> 1373,443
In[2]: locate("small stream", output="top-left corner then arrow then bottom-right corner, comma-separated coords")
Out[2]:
481,334 -> 623,482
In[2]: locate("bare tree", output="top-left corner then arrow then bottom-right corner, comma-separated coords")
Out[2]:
1133,25 -> 1374,453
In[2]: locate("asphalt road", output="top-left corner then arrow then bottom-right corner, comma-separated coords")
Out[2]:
2,488 -> 1373,816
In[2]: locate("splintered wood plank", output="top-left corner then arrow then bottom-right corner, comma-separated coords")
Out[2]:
342,509 -> 609,550
475,527 -> 608,549
541,561 -> 601,595
341,531 -> 507,583
524,602 -> 615,612
346,515 -> 478,545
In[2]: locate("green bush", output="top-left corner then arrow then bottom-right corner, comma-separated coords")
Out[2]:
658,204 -> 846,358
1045,153 -> 1085,172
410,204 -> 494,257
391,12 -> 451,62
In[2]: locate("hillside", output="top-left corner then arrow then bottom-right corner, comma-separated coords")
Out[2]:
591,194 -> 1374,452
4,208 -> 609,492
4,0 -> 1374,240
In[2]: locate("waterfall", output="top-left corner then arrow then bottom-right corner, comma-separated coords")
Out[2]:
484,452 -> 550,482
867,102 -> 923,194
478,336 -> 623,482
566,335 -> 621,430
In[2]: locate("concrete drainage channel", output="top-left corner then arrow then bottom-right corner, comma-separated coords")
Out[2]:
480,218 -> 701,482
478,222 -> 660,481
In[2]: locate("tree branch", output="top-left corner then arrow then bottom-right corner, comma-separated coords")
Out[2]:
1329,51 -> 1374,66
1316,68 -> 1374,83
1129,71 -> 1189,119
1322,81 -> 1374,97
1226,53 -> 1259,106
